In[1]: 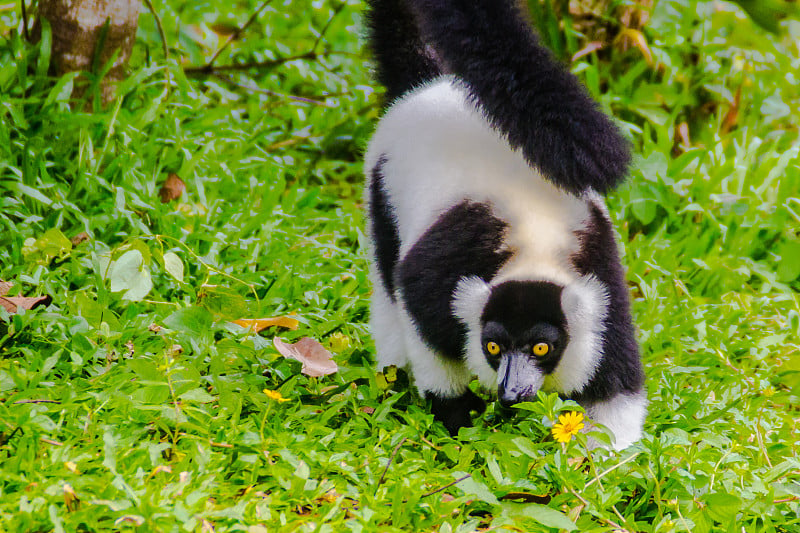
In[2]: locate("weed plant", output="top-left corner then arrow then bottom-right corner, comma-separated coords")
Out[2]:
0,0 -> 798,531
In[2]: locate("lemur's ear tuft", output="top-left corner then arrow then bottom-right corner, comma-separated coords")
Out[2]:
452,276 -> 492,325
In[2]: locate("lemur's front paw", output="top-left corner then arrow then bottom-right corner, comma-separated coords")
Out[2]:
428,389 -> 486,436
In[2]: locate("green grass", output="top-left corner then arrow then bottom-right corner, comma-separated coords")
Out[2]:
1,0 -> 799,531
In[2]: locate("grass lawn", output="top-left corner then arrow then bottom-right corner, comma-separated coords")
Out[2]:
1,0 -> 799,531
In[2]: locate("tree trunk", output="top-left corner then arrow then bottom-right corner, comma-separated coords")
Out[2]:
38,0 -> 140,104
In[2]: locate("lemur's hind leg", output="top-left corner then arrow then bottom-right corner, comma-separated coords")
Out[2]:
583,391 -> 648,450
397,309 -> 485,435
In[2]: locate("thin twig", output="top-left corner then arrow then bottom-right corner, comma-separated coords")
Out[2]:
183,50 -> 357,76
184,51 -> 318,75
207,0 -> 274,67
421,474 -> 472,498
567,486 -> 626,531
774,496 -> 799,504
14,399 -> 61,404
213,73 -> 330,106
41,437 -> 63,446
312,1 -> 346,52
141,0 -> 172,97
20,0 -> 29,42
376,437 -> 407,489
585,452 -> 640,488
142,0 -> 168,60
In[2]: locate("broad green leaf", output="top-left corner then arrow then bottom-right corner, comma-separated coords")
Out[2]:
456,474 -> 499,505
163,306 -> 214,338
109,250 -> 153,301
703,492 -> 741,523
503,502 -> 578,531
199,285 -> 249,319
776,241 -> 800,282
163,252 -> 185,282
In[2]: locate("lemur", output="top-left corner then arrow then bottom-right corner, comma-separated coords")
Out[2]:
363,0 -> 646,449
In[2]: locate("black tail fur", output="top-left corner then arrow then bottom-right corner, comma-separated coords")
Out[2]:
365,0 -> 442,103
367,0 -> 631,195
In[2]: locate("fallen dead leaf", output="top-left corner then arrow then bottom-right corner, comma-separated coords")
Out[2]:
273,337 -> 338,377
0,280 -> 13,296
615,28 -> 653,66
0,294 -> 52,313
571,41 -> 604,63
70,232 -> 90,246
159,173 -> 186,203
64,483 -> 80,512
721,84 -> 742,135
233,316 -> 300,333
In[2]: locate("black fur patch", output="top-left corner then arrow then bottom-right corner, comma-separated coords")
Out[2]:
571,203 -> 645,401
405,0 -> 630,195
398,201 -> 512,360
365,0 -> 442,103
427,388 -> 486,435
368,156 -> 401,301
481,281 -> 568,374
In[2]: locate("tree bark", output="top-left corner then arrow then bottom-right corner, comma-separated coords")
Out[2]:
38,0 -> 140,104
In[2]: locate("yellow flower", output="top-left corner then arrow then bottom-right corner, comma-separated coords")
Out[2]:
551,411 -> 585,443
263,389 -> 290,403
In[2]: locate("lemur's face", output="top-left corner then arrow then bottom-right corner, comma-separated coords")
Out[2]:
480,281 -> 568,406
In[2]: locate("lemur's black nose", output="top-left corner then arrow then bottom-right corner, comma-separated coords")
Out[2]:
498,384 -> 520,408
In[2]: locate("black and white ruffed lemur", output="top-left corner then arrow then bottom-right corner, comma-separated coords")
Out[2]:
363,0 -> 646,449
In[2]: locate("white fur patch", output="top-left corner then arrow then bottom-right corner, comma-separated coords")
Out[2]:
586,391 -> 648,450
364,78 -> 590,266
368,276 -> 409,369
452,276 -> 494,386
553,276 -> 609,394
396,300 -> 473,397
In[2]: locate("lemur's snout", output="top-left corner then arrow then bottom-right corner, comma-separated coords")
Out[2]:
497,353 -> 543,407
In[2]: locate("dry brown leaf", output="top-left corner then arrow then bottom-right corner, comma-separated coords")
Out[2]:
209,22 -> 240,36
615,28 -> 653,66
571,41 -> 604,62
233,316 -> 300,333
1,294 -> 52,313
0,280 -> 13,296
721,84 -> 742,135
159,173 -> 187,203
273,337 -> 338,377
70,232 -> 90,246
676,122 -> 691,150
64,483 -> 80,512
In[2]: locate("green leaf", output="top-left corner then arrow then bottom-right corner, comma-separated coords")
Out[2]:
109,250 -> 153,301
776,241 -> 800,282
631,184 -> 658,225
703,492 -> 741,523
163,252 -> 185,283
503,502 -> 578,530
22,228 -> 72,264
179,388 -> 215,403
199,285 -> 249,319
163,306 -> 214,338
456,474 -> 499,505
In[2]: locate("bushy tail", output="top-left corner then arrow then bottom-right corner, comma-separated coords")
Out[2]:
365,0 -> 442,103
369,0 -> 631,195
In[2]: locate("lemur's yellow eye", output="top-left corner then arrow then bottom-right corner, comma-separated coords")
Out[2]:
533,343 -> 550,356
486,341 -> 500,355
